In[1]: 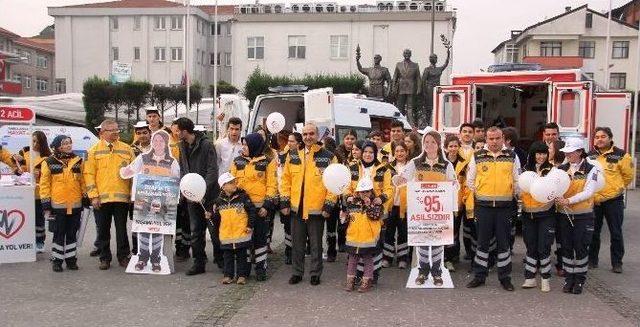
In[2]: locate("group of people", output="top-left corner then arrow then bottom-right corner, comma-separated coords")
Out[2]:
0,112 -> 632,295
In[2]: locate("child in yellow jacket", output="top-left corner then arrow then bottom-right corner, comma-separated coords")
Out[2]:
344,178 -> 383,293
212,172 -> 256,285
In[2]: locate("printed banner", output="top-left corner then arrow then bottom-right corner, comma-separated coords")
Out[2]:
132,174 -> 179,235
111,61 -> 132,84
407,181 -> 455,246
0,186 -> 36,263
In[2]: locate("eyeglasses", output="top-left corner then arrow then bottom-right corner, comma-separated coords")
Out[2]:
103,129 -> 121,133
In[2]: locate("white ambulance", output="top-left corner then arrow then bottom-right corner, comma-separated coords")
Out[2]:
432,68 -> 635,153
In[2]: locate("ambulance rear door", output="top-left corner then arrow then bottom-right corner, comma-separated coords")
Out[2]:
304,87 -> 335,140
593,92 -> 633,151
433,85 -> 472,134
550,81 -> 592,137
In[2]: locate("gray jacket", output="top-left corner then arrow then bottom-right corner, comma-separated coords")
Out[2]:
179,133 -> 219,210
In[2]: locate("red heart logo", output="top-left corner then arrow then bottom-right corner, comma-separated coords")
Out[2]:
0,209 -> 26,239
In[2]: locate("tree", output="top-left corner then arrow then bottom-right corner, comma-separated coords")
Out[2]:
106,84 -> 125,124
122,80 -> 152,124
151,86 -> 171,123
209,80 -> 239,97
82,76 -> 111,131
189,82 -> 204,123
168,86 -> 185,117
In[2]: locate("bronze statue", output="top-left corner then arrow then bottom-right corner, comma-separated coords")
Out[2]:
421,35 -> 452,127
356,45 -> 391,99
392,49 -> 421,127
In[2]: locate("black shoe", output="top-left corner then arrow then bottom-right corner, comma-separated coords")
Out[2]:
588,262 -> 598,269
215,260 -> 224,270
562,281 -> 575,293
612,264 -> 623,274
285,256 -> 292,265
572,283 -> 583,294
289,275 -> 302,285
500,279 -> 515,292
256,273 -> 267,282
66,261 -> 79,270
175,251 -> 191,263
326,255 -> 336,263
310,276 -> 321,286
463,253 -> 473,261
338,245 -> 346,253
52,262 -> 63,272
186,265 -> 205,276
89,248 -> 101,257
466,278 -> 485,288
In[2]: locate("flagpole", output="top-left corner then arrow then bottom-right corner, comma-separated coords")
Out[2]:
185,0 -> 191,118
213,0 -> 219,131
604,0 -> 612,90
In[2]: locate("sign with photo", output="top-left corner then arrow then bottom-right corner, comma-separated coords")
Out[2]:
132,174 -> 179,235
0,187 -> 36,263
407,181 -> 455,247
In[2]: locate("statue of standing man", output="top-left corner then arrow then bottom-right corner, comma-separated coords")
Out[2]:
421,35 -> 452,128
356,45 -> 391,100
392,49 -> 421,128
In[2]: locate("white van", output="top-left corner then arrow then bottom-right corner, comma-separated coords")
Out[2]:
242,86 -> 411,141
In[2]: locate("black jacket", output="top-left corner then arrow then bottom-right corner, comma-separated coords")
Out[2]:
179,132 -> 219,210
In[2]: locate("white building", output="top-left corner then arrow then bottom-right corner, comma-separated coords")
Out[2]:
50,0 -> 456,94
49,0 -> 234,93
492,5 -> 639,91
230,2 -> 456,88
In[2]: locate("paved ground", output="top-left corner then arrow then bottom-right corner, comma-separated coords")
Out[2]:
2,192 -> 640,327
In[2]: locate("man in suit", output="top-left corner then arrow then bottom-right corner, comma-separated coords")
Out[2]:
392,49 -> 421,127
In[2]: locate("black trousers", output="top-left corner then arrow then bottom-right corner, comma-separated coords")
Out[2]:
590,196 -> 625,267
35,200 -> 46,244
51,209 -> 81,264
249,212 -> 269,275
186,202 -> 222,267
96,202 -> 130,262
461,210 -> 477,259
444,211 -> 462,263
383,206 -> 410,264
223,247 -> 249,278
175,202 -> 191,255
325,204 -> 339,258
137,232 -> 162,264
473,205 -> 512,281
560,214 -> 594,285
291,213 -> 324,278
281,213 -> 292,260
92,208 -> 101,250
522,212 -> 555,279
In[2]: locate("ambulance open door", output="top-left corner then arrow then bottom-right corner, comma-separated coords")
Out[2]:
433,85 -> 471,134
304,87 -> 335,140
550,81 -> 592,137
593,92 -> 633,152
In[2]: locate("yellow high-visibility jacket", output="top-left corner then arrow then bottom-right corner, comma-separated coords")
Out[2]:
472,149 -> 517,207
588,146 -> 634,203
558,161 -> 596,215
230,154 -> 278,211
84,140 -> 135,203
280,144 -> 338,219
40,155 -> 87,214
345,200 -> 382,254
18,147 -> 47,199
387,160 -> 408,219
213,189 -> 255,249
346,160 -> 394,217
169,133 -> 181,160
452,155 -> 475,219
520,166 -> 554,215
0,146 -> 16,169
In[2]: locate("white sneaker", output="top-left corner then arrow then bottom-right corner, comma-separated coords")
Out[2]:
36,242 -> 45,254
398,261 -> 407,269
381,260 -> 390,268
522,278 -> 537,288
540,278 -> 550,292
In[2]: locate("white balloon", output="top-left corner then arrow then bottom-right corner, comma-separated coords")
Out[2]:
322,163 -> 351,195
530,177 -> 559,203
180,173 -> 207,202
266,112 -> 286,134
546,168 -> 571,196
517,171 -> 537,194
587,158 -> 606,192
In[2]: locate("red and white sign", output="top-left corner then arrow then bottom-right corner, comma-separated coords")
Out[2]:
0,81 -> 22,95
0,106 -> 34,124
407,181 -> 455,246
0,187 -> 36,263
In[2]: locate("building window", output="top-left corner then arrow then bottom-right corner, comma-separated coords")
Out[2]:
540,41 -> 562,56
612,41 -> 629,59
110,17 -> 119,30
578,41 -> 595,58
23,51 -> 32,65
224,52 -> 231,66
210,53 -> 216,66
226,24 -> 231,36
154,16 -> 166,30
196,49 -> 201,64
154,47 -> 166,61
171,47 -> 183,61
171,16 -> 183,30
36,55 -> 48,68
36,78 -> 48,92
247,37 -> 264,60
134,16 -> 141,30
202,51 -> 206,66
610,73 -> 627,89
288,35 -> 306,59
24,76 -> 31,89
196,20 -> 201,33
112,47 -> 119,61
134,47 -> 141,61
55,80 -> 65,93
505,44 -> 519,63
13,73 -> 21,83
210,23 -> 221,36
330,35 -> 349,59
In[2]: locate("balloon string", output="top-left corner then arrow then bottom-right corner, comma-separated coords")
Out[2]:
561,206 -> 574,227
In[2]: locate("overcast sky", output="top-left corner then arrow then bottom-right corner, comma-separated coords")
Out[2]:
0,0 -> 631,73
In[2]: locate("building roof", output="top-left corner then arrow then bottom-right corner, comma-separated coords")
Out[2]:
0,26 -> 20,40
14,37 -> 55,53
58,0 -> 184,9
610,0 -> 639,18
492,4 -> 639,53
196,5 -> 236,15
